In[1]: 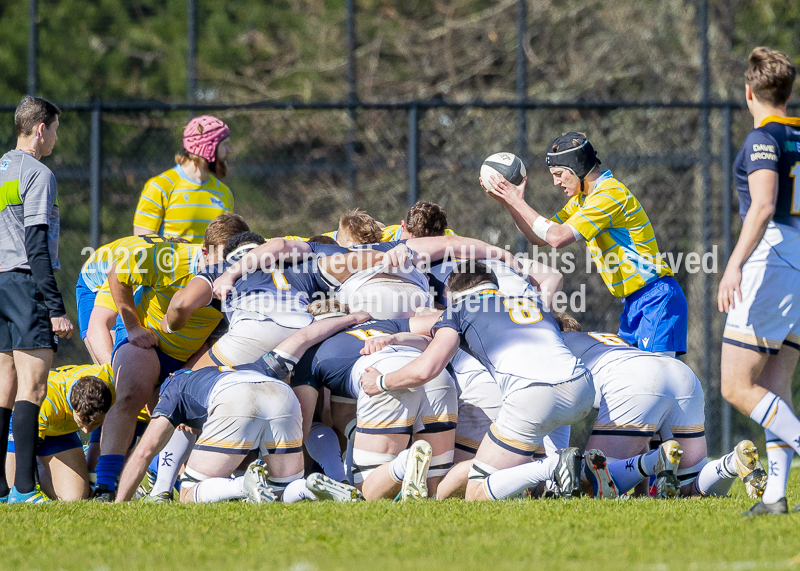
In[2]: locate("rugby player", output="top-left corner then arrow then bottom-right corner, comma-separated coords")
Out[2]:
717,47 -> 800,515
133,115 -> 233,243
485,133 -> 687,356
361,262 -> 593,501
115,311 -> 369,504
91,214 -> 245,500
6,364 -> 113,501
553,313 -> 767,500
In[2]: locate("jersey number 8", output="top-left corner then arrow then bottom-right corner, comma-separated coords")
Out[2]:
503,298 -> 542,325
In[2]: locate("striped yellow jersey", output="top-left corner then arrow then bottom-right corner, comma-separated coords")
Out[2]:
98,242 -> 222,362
80,235 -> 172,292
39,364 -> 115,439
133,165 -> 233,243
552,170 -> 672,298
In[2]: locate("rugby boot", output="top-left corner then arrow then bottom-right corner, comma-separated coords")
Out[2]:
730,440 -> 767,500
242,459 -> 276,504
8,485 -> 50,504
142,491 -> 174,503
653,440 -> 683,499
553,447 -> 583,498
583,449 -> 619,499
306,473 -> 364,502
742,497 -> 788,516
91,483 -> 116,503
401,440 -> 432,501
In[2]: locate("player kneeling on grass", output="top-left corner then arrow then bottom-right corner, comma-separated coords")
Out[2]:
116,312 -> 370,504
6,364 -> 113,501
361,262 -> 594,501
554,313 -> 767,500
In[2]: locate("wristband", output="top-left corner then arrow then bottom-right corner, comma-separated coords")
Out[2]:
532,216 -> 555,241
376,374 -> 389,393
162,322 -> 175,334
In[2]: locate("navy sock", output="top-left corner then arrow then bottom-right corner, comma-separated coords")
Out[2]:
0,407 -> 11,497
12,401 -> 40,494
95,454 -> 125,490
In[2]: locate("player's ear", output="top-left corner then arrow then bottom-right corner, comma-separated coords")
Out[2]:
745,84 -> 753,101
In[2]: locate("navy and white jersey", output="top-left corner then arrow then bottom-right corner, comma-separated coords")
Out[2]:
195,260 -> 323,326
432,291 -> 585,394
153,360 -> 281,430
428,258 -> 538,307
290,318 -> 411,398
734,116 -> 800,228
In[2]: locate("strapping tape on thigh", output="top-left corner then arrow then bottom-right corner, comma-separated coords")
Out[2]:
179,466 -> 211,487
267,470 -> 304,492
351,449 -> 395,484
429,450 -> 455,478
677,458 -> 706,486
467,459 -> 498,483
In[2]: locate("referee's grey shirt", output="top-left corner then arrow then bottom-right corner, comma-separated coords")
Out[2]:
0,149 -> 60,272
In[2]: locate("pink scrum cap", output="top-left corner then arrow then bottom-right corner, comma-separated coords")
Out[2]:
182,115 -> 230,163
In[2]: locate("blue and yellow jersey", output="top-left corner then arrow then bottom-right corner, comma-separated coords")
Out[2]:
97,242 -> 222,362
39,364 -> 115,439
133,165 -> 233,243
80,235 -> 173,293
552,170 -> 672,298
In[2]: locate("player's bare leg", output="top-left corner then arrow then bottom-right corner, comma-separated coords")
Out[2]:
353,432 -> 408,500
0,352 -> 17,499
436,454 -> 472,499
39,448 -> 92,501
180,449 -> 262,504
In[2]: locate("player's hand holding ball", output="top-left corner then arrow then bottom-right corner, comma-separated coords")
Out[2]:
480,152 -> 527,206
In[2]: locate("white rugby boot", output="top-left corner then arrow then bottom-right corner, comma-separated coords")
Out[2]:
653,440 -> 683,499
242,459 -> 277,504
401,440 -> 432,501
306,473 -> 364,502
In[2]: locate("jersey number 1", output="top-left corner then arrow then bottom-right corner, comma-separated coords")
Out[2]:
791,161 -> 800,215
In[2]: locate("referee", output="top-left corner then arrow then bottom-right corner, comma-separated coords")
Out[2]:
0,96 -> 73,504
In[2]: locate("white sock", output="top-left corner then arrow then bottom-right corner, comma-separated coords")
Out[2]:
484,456 -> 558,500
694,453 -> 736,497
389,449 -> 410,484
193,476 -> 245,503
750,392 -> 800,457
763,430 -> 794,504
151,430 -> 196,496
305,422 -> 346,483
606,449 -> 660,494
282,478 -> 318,503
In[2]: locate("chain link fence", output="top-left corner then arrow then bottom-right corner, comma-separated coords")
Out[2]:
1,100 -> 797,454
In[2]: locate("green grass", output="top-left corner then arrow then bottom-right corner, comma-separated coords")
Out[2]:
3,474 -> 800,571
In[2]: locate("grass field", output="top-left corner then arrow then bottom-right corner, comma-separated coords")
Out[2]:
3,472 -> 800,571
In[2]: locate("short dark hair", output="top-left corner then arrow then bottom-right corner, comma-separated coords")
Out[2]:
224,231 -> 265,259
446,261 -> 498,293
70,376 -> 113,426
745,47 -> 796,106
15,95 -> 61,137
308,234 -> 338,245
405,202 -> 448,238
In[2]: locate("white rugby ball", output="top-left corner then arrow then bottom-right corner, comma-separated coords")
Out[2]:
480,152 -> 527,191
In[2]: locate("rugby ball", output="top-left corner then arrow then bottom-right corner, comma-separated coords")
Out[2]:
480,152 -> 527,191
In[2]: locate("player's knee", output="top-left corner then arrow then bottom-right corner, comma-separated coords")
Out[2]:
178,466 -> 208,503
677,458 -> 706,495
267,470 -> 304,499
428,450 -> 455,479
351,449 -> 395,484
466,459 -> 497,501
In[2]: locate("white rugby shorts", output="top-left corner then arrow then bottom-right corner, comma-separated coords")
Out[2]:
351,347 -> 458,435
341,279 -> 432,319
210,312 -> 299,366
591,355 -> 705,440
724,223 -> 800,354
194,373 -> 303,456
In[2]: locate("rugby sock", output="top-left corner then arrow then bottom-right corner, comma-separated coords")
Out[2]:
11,401 -> 40,494
150,430 -> 196,496
0,407 -> 12,497
389,449 -> 410,484
194,477 -> 245,503
484,456 -> 559,500
305,422 -> 346,483
750,392 -> 800,457
95,454 -> 125,490
344,439 -> 355,485
606,449 -> 660,494
282,478 -> 318,503
694,454 -> 736,497
762,430 -> 794,504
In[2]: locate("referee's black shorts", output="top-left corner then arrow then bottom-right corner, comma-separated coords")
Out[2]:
0,270 -> 57,353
